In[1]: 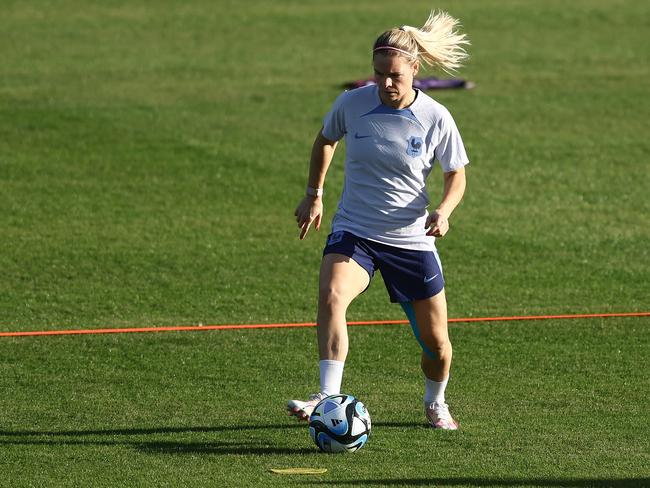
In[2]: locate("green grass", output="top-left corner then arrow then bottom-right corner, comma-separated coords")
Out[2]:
1,0 -> 649,486
1,319 -> 649,486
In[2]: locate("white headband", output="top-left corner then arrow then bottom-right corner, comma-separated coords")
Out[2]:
373,46 -> 417,58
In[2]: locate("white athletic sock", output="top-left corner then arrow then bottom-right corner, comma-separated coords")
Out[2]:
319,359 -> 345,396
424,375 -> 449,405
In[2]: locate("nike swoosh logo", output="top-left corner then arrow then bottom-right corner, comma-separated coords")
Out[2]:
354,132 -> 371,139
424,274 -> 439,283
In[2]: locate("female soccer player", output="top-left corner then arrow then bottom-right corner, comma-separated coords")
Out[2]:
289,11 -> 470,430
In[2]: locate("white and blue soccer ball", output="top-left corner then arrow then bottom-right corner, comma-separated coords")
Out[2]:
308,394 -> 371,453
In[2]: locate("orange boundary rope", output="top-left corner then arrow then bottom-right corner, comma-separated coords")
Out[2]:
0,312 -> 648,338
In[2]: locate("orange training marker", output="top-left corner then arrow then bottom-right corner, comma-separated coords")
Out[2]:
0,312 -> 648,338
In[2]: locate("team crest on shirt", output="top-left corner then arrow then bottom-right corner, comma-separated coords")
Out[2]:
407,136 -> 423,157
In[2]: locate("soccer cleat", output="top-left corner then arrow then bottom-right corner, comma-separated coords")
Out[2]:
287,393 -> 328,421
425,401 -> 459,430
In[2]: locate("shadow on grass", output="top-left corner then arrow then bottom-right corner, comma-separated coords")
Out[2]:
0,421 -> 420,456
0,420 -> 413,438
137,440 -> 314,456
0,423 -> 304,437
0,422 -> 318,456
0,421 -> 411,456
0,437 -> 314,455
306,477 -> 649,487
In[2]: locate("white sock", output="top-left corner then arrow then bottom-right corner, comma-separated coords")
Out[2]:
319,359 -> 345,396
424,375 -> 449,405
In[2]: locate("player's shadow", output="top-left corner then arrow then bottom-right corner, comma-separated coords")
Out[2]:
306,477 -> 649,487
0,420 -> 426,456
0,423 -> 305,437
0,420 -> 412,439
0,423 -> 314,456
137,440 -> 314,456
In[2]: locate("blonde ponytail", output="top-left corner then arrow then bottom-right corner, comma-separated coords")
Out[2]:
373,10 -> 469,73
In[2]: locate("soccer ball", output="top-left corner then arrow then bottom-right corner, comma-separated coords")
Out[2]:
308,394 -> 371,453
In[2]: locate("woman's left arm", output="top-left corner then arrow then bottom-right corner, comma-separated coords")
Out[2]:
426,167 -> 466,238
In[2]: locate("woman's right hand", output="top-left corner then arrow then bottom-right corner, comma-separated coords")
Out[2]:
294,195 -> 323,240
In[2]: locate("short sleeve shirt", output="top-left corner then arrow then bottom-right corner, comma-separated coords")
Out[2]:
322,85 -> 469,251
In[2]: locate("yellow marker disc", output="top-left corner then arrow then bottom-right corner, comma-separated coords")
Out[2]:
269,468 -> 328,475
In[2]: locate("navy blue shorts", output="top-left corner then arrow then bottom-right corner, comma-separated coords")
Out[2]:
323,231 -> 445,303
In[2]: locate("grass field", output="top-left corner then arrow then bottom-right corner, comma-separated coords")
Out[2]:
1,0 -> 649,486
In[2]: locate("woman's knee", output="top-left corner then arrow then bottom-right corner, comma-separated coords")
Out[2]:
410,294 -> 449,355
419,332 -> 452,360
318,282 -> 354,311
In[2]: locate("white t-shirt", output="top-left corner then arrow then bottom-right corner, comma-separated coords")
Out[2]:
322,85 -> 469,251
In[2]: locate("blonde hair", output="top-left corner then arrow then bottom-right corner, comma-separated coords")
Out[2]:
373,10 -> 469,73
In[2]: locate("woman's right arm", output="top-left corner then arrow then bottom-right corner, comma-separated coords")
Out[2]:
294,128 -> 339,240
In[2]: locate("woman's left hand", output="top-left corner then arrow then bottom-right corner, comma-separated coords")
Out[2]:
425,211 -> 449,237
